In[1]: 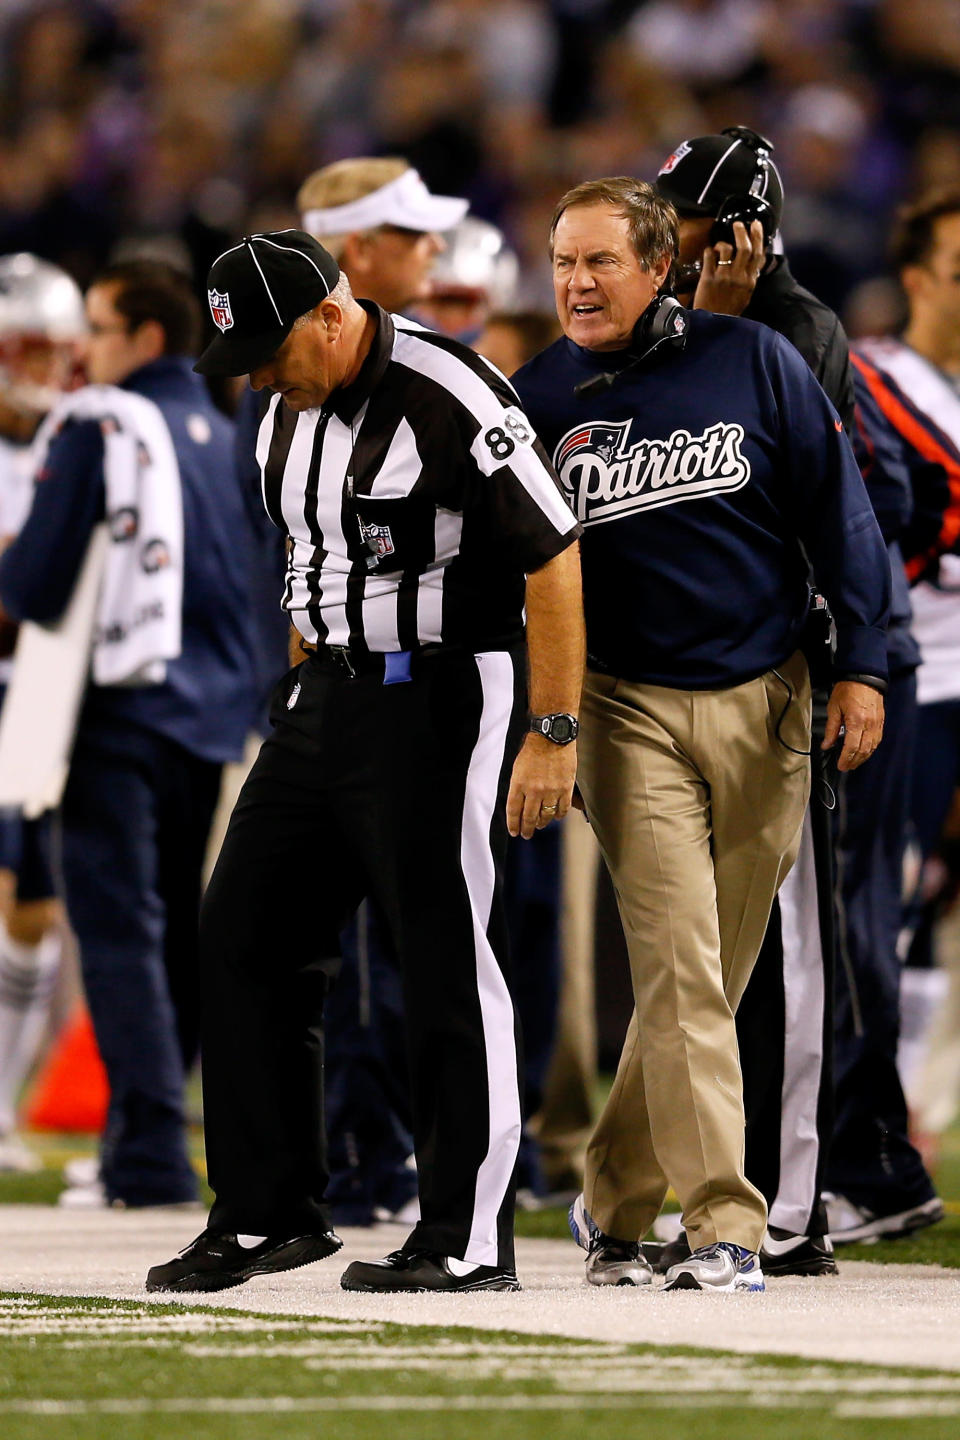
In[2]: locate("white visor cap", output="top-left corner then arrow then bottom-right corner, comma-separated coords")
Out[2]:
302,168 -> 468,238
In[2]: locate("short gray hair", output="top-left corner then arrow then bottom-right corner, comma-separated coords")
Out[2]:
292,272 -> 354,329
549,177 -> 679,271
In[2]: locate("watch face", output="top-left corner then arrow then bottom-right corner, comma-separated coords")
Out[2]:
551,715 -> 575,743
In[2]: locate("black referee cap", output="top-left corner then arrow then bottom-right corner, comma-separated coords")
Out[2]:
195,229 -> 340,377
654,127 -> 784,228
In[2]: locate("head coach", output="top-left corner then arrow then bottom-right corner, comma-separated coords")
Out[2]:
145,230 -> 584,1295
511,178 -> 890,1293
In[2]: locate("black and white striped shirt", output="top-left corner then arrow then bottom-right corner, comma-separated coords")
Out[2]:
255,304 -> 580,653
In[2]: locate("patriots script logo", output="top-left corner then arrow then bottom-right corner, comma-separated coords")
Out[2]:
554,419 -> 751,526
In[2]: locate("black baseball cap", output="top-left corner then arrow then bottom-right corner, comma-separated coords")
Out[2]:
194,229 -> 340,377
654,127 -> 784,228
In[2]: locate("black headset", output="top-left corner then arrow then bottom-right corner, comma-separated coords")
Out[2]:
573,293 -> 688,398
709,127 -> 780,252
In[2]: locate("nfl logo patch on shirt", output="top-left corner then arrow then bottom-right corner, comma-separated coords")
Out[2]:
209,290 -> 234,332
359,518 -> 395,561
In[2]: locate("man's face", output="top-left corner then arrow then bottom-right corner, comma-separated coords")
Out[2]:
0,334 -> 77,393
552,204 -> 669,351
676,214 -> 714,271
84,282 -> 151,386
248,312 -> 335,410
351,226 -> 445,312
910,212 -> 960,332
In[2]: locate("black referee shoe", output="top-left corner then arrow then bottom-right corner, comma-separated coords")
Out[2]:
760,1226 -> 838,1277
145,1227 -> 343,1292
641,1233 -> 690,1274
340,1249 -> 520,1292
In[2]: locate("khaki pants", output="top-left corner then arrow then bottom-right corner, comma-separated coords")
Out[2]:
577,652 -> 811,1253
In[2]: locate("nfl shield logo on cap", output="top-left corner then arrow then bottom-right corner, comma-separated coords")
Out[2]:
209,290 -> 234,332
658,141 -> 691,177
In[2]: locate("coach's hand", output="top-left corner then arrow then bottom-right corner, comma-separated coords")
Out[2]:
822,681 -> 885,772
507,734 -> 578,839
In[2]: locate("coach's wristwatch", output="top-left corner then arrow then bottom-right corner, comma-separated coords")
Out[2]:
529,712 -> 579,745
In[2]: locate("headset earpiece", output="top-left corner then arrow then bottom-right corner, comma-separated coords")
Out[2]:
631,293 -> 688,353
709,194 -> 777,252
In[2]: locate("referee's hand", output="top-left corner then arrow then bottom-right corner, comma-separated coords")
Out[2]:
507,734 -> 578,839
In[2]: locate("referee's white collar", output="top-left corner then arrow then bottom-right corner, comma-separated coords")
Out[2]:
301,169 -> 467,237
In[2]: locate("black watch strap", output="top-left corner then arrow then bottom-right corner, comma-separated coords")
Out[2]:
529,712 -> 579,745
839,673 -> 888,697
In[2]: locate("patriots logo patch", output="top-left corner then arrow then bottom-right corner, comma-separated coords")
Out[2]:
557,421 -> 630,470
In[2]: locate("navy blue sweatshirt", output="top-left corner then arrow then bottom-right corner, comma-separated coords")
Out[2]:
513,309 -> 890,688
0,357 -> 258,763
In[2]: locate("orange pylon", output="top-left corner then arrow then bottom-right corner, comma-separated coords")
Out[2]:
24,1005 -> 109,1133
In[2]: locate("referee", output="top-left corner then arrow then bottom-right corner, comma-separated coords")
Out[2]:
146,229 -> 584,1294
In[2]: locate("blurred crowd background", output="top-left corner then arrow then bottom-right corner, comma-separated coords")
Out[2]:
2,0 -> 960,341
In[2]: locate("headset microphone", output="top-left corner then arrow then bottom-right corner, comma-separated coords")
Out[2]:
573,293 -> 688,398
574,369 -> 618,399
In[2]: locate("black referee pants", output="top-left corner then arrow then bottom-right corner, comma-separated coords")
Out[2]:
200,645 -> 526,1269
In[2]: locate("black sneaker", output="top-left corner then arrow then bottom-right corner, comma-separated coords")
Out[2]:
340,1249 -> 520,1292
760,1226 -> 838,1276
145,1227 -> 343,1293
641,1233 -> 691,1274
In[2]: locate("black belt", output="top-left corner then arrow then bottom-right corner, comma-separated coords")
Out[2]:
304,643 -> 458,683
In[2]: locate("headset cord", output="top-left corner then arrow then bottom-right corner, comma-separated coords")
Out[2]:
771,668 -> 837,812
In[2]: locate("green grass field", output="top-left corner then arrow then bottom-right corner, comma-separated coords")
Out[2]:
2,1291 -> 960,1440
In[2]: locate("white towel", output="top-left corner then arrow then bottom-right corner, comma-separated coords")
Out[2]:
32,385 -> 184,686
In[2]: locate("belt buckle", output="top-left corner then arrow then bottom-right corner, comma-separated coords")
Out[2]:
329,645 -> 356,679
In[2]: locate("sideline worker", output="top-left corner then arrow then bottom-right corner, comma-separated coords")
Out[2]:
513,178 -> 889,1294
0,260 -> 258,1208
146,229 -> 584,1295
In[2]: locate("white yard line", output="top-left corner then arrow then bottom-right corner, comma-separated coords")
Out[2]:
1,1206 -> 959,1372
4,1397 -> 960,1419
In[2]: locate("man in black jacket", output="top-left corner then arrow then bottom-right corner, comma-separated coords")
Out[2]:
656,126 -> 855,427
650,127 -> 856,1277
